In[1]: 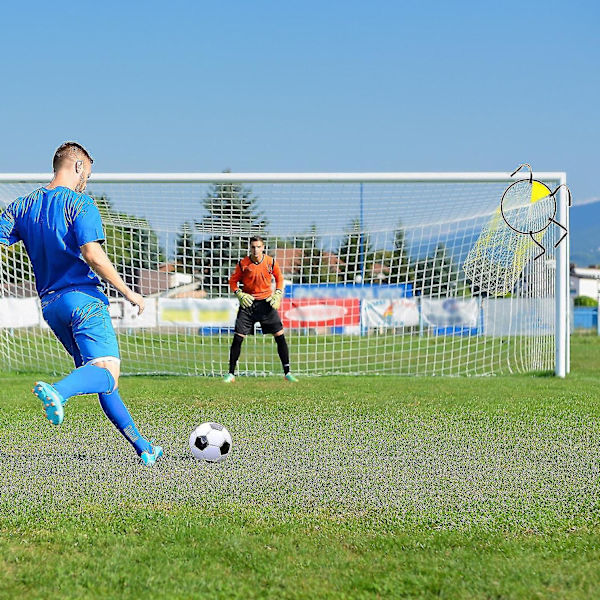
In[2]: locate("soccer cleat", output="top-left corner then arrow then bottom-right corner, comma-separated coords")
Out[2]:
284,373 -> 299,383
32,381 -> 65,425
140,444 -> 163,467
223,373 -> 236,384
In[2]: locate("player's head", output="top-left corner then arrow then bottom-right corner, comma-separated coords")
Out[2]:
249,236 -> 265,262
52,142 -> 94,193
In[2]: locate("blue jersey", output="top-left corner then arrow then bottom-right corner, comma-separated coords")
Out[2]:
0,186 -> 105,301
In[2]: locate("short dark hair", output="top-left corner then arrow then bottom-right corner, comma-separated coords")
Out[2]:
52,142 -> 94,172
249,236 -> 264,245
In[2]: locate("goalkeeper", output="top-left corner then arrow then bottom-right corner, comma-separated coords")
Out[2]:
225,236 -> 298,383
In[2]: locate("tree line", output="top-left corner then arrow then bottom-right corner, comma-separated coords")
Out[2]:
1,180 -> 461,298
175,180 -> 462,298
0,195 -> 163,294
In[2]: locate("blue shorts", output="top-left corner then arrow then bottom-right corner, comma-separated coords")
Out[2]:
42,288 -> 120,368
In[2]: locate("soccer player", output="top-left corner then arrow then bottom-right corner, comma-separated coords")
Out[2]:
225,236 -> 298,383
0,142 -> 163,466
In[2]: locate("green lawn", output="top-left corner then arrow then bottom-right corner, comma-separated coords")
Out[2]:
3,328 -> 554,376
0,336 -> 599,599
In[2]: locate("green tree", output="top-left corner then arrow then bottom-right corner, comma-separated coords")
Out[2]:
0,207 -> 30,286
174,222 -> 203,276
574,295 -> 598,307
93,195 -> 164,290
0,237 -> 33,285
411,243 -> 459,297
387,223 -> 411,285
364,249 -> 393,284
1,199 -> 164,293
338,218 -> 371,284
295,224 -> 338,284
197,176 -> 267,296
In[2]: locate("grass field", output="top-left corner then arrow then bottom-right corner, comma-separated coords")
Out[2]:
3,328 -> 554,376
1,335 -> 599,599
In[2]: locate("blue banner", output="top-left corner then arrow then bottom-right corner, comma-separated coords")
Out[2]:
285,283 -> 412,299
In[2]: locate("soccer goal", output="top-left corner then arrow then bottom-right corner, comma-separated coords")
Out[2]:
0,172 -> 570,378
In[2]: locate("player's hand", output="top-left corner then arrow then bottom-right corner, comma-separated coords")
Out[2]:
125,290 -> 145,315
266,289 -> 283,310
235,289 -> 254,309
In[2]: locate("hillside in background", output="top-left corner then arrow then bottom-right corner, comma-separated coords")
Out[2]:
570,200 -> 600,266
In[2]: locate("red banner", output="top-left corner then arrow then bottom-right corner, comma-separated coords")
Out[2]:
280,298 -> 360,328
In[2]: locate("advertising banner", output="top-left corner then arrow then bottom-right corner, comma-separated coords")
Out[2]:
421,298 -> 479,328
0,298 -> 40,328
361,299 -> 419,328
158,298 -> 238,327
280,298 -> 360,328
286,283 -> 412,300
109,298 -> 157,328
483,298 -> 554,336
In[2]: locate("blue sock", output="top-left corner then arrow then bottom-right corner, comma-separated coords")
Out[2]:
53,364 -> 114,401
98,388 -> 151,456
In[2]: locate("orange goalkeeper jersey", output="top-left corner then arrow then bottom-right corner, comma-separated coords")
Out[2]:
229,255 -> 284,300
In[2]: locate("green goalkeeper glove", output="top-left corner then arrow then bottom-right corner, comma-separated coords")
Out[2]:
235,289 -> 254,309
266,289 -> 283,310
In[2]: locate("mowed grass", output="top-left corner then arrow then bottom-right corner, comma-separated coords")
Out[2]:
5,328 -> 554,376
0,336 -> 599,599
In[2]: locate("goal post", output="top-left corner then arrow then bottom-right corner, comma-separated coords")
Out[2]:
558,174 -> 570,377
0,172 -> 569,377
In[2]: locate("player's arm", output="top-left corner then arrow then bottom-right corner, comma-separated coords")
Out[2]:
80,242 -> 145,315
266,260 -> 284,309
0,204 -> 20,247
229,261 -> 243,293
0,207 -> 18,286
72,196 -> 144,314
229,261 -> 253,308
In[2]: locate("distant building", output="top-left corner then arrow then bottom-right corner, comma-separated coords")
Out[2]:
170,288 -> 208,299
370,262 -> 390,282
274,248 -> 303,278
136,263 -> 200,297
135,267 -> 170,296
570,265 -> 600,299
273,248 -> 343,280
0,281 -> 37,298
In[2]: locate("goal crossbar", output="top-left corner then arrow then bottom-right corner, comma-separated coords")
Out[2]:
0,172 -> 566,184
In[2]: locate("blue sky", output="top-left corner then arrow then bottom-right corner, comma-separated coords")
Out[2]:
1,0 -> 598,202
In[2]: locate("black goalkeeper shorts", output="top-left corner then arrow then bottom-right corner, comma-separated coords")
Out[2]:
234,299 -> 284,335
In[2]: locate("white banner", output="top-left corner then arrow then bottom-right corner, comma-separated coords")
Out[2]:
0,297 -> 40,327
361,299 -> 419,327
158,298 -> 238,327
483,298 -> 554,336
0,297 -> 239,330
0,297 -> 160,329
109,298 -> 157,329
421,298 -> 479,328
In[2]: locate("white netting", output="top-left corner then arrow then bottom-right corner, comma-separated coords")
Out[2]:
0,176 -> 562,377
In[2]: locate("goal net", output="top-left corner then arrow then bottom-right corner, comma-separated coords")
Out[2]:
0,173 -> 569,377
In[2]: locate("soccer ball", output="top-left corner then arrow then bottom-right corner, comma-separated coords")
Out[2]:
189,422 -> 232,463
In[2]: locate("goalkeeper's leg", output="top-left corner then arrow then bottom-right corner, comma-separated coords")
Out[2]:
226,309 -> 255,382
273,331 -> 289,374
274,330 -> 298,381
228,333 -> 245,377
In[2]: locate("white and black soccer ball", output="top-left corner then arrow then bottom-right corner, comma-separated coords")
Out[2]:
189,422 -> 232,463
